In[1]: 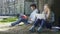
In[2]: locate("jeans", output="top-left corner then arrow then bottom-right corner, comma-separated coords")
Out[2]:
11,18 -> 28,26
29,19 -> 52,32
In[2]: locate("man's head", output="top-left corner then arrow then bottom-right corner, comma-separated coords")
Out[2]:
30,4 -> 37,10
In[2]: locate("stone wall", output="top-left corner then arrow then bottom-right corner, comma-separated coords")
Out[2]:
38,0 -> 54,11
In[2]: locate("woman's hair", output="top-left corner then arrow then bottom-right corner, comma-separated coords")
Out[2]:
43,4 -> 51,12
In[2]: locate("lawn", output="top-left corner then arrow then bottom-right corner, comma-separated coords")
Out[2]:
0,16 -> 18,23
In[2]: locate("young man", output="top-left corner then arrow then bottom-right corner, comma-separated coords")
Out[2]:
10,4 -> 39,26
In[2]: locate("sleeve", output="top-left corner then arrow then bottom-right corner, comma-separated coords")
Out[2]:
29,12 -> 37,21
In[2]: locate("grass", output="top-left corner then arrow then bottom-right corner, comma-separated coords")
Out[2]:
0,16 -> 18,23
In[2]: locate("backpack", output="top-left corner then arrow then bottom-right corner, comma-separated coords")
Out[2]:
49,12 -> 55,23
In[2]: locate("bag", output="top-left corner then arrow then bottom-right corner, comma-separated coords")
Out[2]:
21,15 -> 28,19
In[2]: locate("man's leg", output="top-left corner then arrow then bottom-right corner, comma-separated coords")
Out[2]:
37,19 -> 46,32
11,18 -> 27,26
23,19 -> 29,24
29,19 -> 41,32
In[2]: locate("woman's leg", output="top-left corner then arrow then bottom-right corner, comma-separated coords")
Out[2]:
45,22 -> 52,29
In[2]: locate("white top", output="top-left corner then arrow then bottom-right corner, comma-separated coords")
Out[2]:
29,9 -> 38,21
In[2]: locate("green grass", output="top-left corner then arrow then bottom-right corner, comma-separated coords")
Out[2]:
0,17 -> 18,23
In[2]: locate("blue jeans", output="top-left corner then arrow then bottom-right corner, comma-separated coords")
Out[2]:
29,19 -> 45,32
29,19 -> 52,32
11,18 -> 28,26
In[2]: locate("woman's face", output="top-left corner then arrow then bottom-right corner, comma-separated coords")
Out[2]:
44,5 -> 48,11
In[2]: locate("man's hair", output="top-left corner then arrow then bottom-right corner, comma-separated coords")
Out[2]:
30,4 -> 37,8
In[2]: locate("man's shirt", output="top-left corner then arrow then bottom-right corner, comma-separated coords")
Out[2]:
29,9 -> 38,21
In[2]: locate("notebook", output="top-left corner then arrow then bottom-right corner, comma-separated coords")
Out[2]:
36,14 -> 46,19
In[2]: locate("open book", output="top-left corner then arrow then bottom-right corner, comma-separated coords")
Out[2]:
36,14 -> 46,19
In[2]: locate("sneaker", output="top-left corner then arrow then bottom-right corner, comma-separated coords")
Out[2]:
37,27 -> 43,33
29,26 -> 36,32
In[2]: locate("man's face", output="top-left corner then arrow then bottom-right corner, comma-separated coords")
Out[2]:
30,6 -> 35,10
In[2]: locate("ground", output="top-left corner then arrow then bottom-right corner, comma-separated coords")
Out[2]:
0,23 -> 60,34
0,16 -> 58,34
